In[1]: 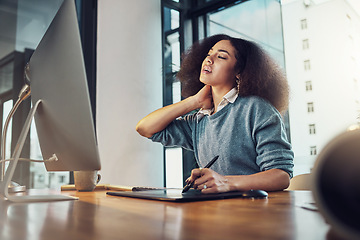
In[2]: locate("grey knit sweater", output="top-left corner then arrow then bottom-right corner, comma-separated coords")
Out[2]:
150,95 -> 294,178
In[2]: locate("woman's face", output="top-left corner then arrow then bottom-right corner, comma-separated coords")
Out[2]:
199,40 -> 238,89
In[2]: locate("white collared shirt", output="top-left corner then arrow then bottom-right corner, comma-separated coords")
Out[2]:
198,87 -> 238,117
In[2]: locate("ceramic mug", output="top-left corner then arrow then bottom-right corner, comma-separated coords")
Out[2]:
74,170 -> 101,191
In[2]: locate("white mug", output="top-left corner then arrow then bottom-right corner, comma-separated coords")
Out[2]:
74,170 -> 101,191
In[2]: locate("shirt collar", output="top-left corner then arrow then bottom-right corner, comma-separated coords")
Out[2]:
197,87 -> 238,117
222,87 -> 238,104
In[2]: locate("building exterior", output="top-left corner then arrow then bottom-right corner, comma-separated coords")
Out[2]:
282,0 -> 360,175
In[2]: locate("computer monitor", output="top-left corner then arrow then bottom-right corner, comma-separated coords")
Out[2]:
0,0 -> 101,202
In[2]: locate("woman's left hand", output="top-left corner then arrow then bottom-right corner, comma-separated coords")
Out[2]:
189,168 -> 232,194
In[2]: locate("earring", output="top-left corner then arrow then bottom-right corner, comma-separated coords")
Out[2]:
235,75 -> 241,93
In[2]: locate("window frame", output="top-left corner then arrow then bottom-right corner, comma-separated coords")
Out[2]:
302,39 -> 309,50
310,146 -> 317,155
301,18 -> 307,30
161,0 -> 287,186
307,102 -> 314,113
304,60 -> 311,71
305,81 -> 312,91
309,124 -> 316,135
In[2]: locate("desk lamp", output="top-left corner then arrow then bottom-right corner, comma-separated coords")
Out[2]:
0,63 -> 31,193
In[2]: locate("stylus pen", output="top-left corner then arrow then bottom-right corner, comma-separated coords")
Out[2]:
182,155 -> 219,193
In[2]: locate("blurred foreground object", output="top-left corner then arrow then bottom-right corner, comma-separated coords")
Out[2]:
312,127 -> 360,239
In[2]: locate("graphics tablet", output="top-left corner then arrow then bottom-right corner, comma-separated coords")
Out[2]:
106,189 -> 268,202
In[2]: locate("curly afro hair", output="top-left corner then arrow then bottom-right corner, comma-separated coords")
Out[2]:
176,34 -> 289,113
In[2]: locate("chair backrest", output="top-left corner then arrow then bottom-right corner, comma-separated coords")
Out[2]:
286,173 -> 312,190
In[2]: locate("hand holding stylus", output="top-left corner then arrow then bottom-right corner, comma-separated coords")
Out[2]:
182,156 -> 219,193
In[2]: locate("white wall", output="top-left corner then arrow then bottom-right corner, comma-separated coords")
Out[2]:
97,0 -> 164,187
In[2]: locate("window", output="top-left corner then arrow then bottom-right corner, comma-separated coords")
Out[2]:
349,35 -> 353,45
207,0 -> 286,68
346,14 -> 353,28
302,39 -> 309,50
301,19 -> 307,30
59,175 -> 66,183
305,81 -> 312,91
309,124 -> 316,134
354,78 -> 359,91
0,0 -> 97,189
307,102 -> 314,113
351,56 -> 356,70
161,0 -> 287,186
310,146 -> 317,155
304,60 -> 311,71
162,3 -> 184,188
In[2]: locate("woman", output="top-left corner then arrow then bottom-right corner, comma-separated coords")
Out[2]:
136,34 -> 294,193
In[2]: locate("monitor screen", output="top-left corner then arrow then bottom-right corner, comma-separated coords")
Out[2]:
29,0 -> 101,171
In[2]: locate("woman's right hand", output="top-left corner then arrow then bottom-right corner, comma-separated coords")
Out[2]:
136,85 -> 212,138
136,85 -> 214,138
193,85 -> 213,110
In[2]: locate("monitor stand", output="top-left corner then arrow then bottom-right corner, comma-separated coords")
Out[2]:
7,182 -> 26,193
0,100 -> 78,202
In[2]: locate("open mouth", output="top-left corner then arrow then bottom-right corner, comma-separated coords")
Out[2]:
203,66 -> 212,73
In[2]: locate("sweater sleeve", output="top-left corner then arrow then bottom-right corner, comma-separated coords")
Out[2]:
149,113 -> 196,151
252,100 -> 294,178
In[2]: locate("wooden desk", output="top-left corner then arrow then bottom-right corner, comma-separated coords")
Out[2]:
0,190 -> 330,240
